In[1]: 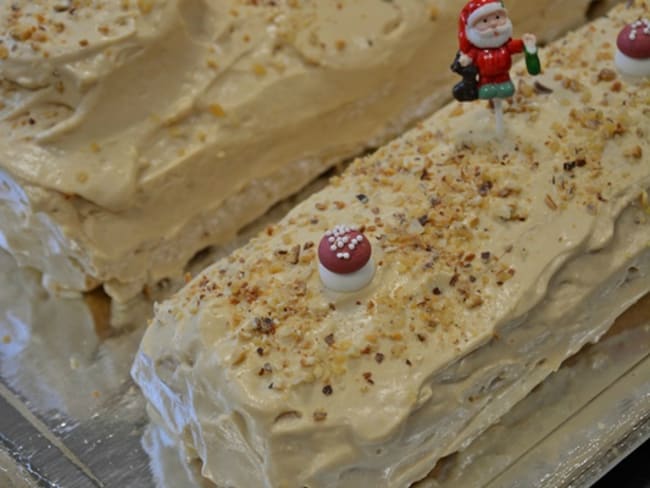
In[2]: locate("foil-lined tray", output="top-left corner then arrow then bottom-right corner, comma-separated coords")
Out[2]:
1,178 -> 648,487
1,247 -> 648,488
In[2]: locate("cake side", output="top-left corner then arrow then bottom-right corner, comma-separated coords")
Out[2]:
140,217 -> 650,487
133,2 -> 650,486
0,0 -> 604,305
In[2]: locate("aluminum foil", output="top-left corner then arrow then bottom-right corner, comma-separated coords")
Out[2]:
1,243 -> 647,487
0,173 -> 648,487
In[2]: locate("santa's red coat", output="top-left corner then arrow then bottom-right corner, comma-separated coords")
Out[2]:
465,38 -> 524,85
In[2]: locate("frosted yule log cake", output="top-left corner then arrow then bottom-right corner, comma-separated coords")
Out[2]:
0,0 -> 616,321
132,2 -> 650,486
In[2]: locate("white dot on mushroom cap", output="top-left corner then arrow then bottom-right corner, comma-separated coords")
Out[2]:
337,242 -> 344,249
356,235 -> 364,242
343,253 -> 350,259
348,244 -> 355,250
330,245 -> 337,251
328,237 -> 335,243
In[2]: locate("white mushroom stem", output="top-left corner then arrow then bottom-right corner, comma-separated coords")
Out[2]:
318,259 -> 376,293
615,50 -> 650,77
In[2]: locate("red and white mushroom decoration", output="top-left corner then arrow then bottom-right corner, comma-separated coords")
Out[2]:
318,225 -> 375,292
615,18 -> 650,77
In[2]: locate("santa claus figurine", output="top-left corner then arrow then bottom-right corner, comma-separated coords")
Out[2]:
455,0 -> 539,101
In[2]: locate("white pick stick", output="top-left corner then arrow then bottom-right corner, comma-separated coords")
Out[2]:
494,99 -> 504,138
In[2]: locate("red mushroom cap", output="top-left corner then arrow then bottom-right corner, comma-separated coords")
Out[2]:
318,225 -> 371,274
616,19 -> 650,60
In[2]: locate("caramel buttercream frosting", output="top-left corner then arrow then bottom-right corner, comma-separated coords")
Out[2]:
0,0 -> 609,312
132,2 -> 650,487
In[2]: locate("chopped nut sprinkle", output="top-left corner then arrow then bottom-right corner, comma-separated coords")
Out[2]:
313,410 -> 328,422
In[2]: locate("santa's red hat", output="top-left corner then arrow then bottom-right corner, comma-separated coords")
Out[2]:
458,0 -> 507,53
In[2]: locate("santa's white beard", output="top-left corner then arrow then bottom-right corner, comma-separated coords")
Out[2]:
466,19 -> 513,49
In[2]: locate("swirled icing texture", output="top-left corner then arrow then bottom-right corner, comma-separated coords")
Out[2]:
0,0 -> 611,304
132,2 -> 650,486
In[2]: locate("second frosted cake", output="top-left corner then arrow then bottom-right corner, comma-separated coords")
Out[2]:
0,0 -> 606,325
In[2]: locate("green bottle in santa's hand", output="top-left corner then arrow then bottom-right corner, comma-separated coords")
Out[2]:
524,41 -> 541,75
